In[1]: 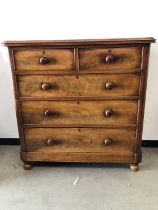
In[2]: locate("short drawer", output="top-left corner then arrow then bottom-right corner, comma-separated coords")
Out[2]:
21,100 -> 138,125
18,73 -> 140,98
24,127 -> 137,154
14,48 -> 74,71
79,47 -> 142,71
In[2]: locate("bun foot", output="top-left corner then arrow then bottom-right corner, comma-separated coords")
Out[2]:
23,162 -> 32,170
130,164 -> 139,172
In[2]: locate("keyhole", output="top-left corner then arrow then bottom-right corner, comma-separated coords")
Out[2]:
76,76 -> 79,79
77,101 -> 80,104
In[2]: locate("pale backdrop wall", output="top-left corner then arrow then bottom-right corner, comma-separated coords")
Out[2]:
0,0 -> 158,140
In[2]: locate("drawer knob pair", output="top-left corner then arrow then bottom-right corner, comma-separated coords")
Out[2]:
104,139 -> 112,146
42,82 -> 115,91
47,138 -> 112,146
46,138 -> 55,145
105,109 -> 113,117
44,109 -> 113,117
39,57 -> 50,64
105,82 -> 115,90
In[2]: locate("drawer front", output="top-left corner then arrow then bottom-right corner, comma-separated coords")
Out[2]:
18,74 -> 140,97
14,49 -> 74,70
79,47 -> 142,71
24,127 -> 137,154
21,100 -> 138,125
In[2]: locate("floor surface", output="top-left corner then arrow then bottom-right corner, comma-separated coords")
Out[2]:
0,146 -> 158,210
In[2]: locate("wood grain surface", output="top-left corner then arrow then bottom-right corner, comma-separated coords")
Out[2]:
24,127 -> 137,154
14,48 -> 74,70
4,38 -> 154,168
18,73 -> 140,97
79,47 -> 142,70
2,37 -> 155,46
21,100 -> 138,125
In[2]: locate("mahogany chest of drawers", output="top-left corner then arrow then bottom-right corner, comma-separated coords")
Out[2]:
3,38 -> 155,171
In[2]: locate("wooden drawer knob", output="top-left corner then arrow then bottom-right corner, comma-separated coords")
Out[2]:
104,139 -> 112,146
105,55 -> 114,63
41,83 -> 50,90
39,57 -> 49,64
46,138 -> 55,145
44,109 -> 52,117
105,82 -> 115,90
105,109 -> 113,117
44,110 -> 60,117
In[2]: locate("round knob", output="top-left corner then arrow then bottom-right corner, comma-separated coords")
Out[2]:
46,138 -> 55,145
39,57 -> 49,64
105,55 -> 114,63
105,109 -> 113,117
44,109 -> 51,117
104,139 -> 112,146
41,83 -> 50,90
105,82 -> 115,90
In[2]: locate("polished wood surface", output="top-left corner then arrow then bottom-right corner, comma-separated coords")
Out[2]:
22,152 -> 136,163
2,37 -> 155,46
4,38 -> 155,170
24,127 -> 136,153
18,73 -> 140,98
79,47 -> 142,71
21,100 -> 138,125
14,49 -> 74,70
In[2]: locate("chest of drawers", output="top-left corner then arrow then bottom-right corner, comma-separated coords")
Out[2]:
3,38 -> 155,171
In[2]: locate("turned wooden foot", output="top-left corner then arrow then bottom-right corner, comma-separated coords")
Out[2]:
130,164 -> 139,172
23,162 -> 32,170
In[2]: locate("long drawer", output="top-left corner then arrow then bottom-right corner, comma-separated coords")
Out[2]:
18,73 -> 140,98
21,100 -> 138,125
24,127 -> 137,154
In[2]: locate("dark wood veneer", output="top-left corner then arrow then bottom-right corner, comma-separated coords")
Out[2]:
3,38 -> 155,171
